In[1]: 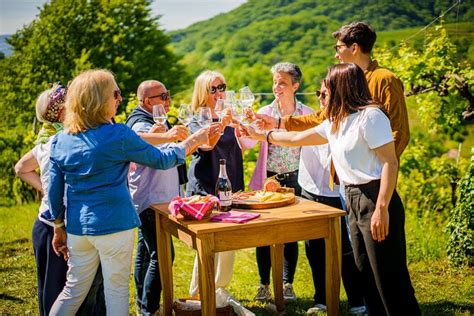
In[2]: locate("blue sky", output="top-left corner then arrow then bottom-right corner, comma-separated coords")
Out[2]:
0,0 -> 247,35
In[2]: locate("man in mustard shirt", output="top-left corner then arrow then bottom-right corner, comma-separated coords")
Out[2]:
258,22 -> 410,159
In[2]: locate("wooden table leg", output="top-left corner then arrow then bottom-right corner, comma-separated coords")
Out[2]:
270,243 -> 284,312
197,235 -> 215,316
325,217 -> 341,316
156,213 -> 174,316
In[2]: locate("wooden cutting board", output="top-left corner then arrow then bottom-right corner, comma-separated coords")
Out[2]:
232,193 -> 296,209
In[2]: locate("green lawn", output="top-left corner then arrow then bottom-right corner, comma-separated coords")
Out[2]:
1,204 -> 472,315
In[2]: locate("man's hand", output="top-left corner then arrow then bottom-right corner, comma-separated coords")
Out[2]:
255,113 -> 278,130
149,124 -> 167,134
370,207 -> 389,242
52,227 -> 69,260
164,125 -> 189,142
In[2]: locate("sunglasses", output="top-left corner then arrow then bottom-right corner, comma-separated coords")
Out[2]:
209,83 -> 226,94
316,90 -> 327,100
113,89 -> 121,100
148,91 -> 170,101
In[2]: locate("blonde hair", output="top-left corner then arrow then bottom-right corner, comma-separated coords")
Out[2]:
191,70 -> 226,112
64,69 -> 116,134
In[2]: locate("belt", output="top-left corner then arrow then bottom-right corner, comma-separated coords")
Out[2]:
345,179 -> 381,189
267,170 -> 299,182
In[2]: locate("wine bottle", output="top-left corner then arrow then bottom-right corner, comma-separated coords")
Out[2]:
215,159 -> 232,212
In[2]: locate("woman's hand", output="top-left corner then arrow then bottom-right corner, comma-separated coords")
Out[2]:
220,108 -> 233,131
239,124 -> 266,141
254,113 -> 278,130
164,125 -> 189,142
371,207 -> 389,242
52,227 -> 69,261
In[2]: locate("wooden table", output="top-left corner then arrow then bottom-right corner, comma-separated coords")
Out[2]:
152,197 -> 345,316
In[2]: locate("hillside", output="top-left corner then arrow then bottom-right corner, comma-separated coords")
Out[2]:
169,0 -> 474,100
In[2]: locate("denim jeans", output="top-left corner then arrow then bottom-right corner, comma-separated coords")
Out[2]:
346,182 -> 420,315
301,190 -> 364,308
135,208 -> 174,315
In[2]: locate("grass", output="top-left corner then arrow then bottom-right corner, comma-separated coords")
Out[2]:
1,204 -> 473,315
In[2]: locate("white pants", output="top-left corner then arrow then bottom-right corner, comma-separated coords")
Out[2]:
49,229 -> 135,316
189,251 -> 235,297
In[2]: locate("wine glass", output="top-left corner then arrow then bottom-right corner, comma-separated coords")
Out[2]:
215,98 -> 227,135
198,107 -> 212,128
239,86 -> 255,108
153,104 -> 167,126
232,100 -> 244,123
178,104 -> 192,126
224,90 -> 236,108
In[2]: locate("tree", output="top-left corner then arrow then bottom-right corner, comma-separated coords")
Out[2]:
0,0 -> 189,205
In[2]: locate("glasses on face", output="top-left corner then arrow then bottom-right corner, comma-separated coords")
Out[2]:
334,44 -> 347,52
148,91 -> 170,101
113,89 -> 121,100
209,83 -> 226,94
316,90 -> 327,100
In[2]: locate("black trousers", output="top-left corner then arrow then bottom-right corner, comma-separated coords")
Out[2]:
346,182 -> 420,316
302,190 -> 364,307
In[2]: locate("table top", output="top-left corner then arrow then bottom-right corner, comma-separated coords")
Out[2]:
151,197 -> 345,234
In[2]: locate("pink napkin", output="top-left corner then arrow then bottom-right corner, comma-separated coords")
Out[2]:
210,210 -> 260,224
168,195 -> 220,220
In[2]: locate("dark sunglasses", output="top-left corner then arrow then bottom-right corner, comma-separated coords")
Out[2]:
316,90 -> 327,100
209,83 -> 226,94
113,89 -> 121,100
148,91 -> 170,101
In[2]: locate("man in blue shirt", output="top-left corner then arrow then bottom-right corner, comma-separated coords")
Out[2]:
126,80 -> 188,316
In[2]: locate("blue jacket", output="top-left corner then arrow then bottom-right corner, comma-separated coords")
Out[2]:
48,123 -> 185,236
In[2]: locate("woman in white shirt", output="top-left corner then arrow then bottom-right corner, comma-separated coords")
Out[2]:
242,63 -> 420,315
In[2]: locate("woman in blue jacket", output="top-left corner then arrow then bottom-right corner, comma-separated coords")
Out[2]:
48,69 -> 213,315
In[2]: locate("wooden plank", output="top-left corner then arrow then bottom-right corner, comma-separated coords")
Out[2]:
156,212 -> 174,316
196,234 -> 216,316
213,220 -> 329,252
325,217 -> 341,316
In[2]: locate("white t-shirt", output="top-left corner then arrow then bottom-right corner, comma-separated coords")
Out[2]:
298,144 -> 339,197
31,140 -> 55,226
314,107 -> 394,186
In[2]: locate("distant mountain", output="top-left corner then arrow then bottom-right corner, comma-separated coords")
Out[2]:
0,35 -> 12,57
169,0 -> 474,96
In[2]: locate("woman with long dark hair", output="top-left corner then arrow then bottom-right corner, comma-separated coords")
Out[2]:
242,63 -> 420,315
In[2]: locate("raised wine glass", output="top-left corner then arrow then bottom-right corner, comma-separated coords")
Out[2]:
152,104 -> 167,126
198,107 -> 212,129
239,86 -> 255,108
178,104 -> 192,126
215,98 -> 227,135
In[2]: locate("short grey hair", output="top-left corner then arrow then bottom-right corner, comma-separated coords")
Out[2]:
271,62 -> 302,84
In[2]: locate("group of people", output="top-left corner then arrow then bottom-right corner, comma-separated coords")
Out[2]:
15,21 -> 420,316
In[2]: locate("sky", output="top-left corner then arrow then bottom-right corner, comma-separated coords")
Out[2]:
0,0 -> 247,35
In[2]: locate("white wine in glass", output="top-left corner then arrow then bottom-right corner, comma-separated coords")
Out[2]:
153,104 -> 167,125
198,107 -> 212,128
178,104 -> 192,126
239,86 -> 255,108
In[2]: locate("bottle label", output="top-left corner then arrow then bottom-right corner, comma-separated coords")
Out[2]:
219,191 -> 232,206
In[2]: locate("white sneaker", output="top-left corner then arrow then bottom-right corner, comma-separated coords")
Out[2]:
349,305 -> 368,315
283,283 -> 296,302
254,284 -> 272,301
306,303 -> 327,314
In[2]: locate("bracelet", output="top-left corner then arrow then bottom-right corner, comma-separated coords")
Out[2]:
266,130 -> 274,143
54,221 -> 65,228
277,117 -> 281,129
